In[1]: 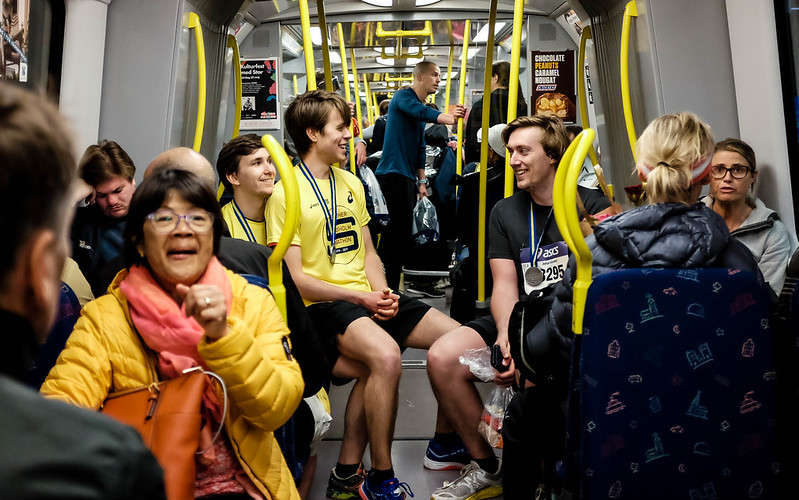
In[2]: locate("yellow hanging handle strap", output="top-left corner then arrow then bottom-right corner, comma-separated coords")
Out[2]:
262,135 -> 299,322
620,1 -> 639,163
185,12 -> 206,153
552,129 -> 595,334
504,0 -> 525,197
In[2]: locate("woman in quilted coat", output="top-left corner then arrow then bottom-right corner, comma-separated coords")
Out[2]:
42,168 -> 304,500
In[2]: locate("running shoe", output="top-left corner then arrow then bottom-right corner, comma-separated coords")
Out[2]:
326,465 -> 365,499
430,461 -> 502,500
423,438 -> 471,471
359,477 -> 414,499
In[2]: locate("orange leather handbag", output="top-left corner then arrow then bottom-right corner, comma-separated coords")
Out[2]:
100,367 -> 227,500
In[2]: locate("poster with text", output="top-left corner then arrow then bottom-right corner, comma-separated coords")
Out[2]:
240,58 -> 279,130
1,0 -> 30,82
531,49 -> 576,123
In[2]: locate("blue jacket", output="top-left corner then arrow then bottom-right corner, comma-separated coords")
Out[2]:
376,87 -> 441,180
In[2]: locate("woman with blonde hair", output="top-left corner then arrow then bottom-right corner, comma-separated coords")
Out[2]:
702,138 -> 796,293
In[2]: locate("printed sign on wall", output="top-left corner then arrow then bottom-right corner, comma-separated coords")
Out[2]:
240,58 -> 279,130
1,0 -> 30,83
531,49 -> 576,123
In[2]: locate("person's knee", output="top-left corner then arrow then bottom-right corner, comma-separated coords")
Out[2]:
427,338 -> 459,380
367,342 -> 402,379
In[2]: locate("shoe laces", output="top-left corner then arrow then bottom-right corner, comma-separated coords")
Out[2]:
441,462 -> 483,490
376,478 -> 415,499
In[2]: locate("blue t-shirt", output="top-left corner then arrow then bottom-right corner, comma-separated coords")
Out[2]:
375,87 -> 441,180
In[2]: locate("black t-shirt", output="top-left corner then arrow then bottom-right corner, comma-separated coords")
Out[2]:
488,187 -> 610,297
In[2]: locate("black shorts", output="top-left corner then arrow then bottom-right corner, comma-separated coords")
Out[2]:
306,292 -> 432,369
465,314 -> 498,346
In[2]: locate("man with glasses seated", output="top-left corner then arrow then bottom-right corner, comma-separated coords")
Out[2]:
702,138 -> 797,294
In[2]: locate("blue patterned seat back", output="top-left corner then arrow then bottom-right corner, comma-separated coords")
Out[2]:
576,268 -> 778,499
26,283 -> 82,388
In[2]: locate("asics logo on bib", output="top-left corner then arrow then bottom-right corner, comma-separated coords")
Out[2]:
538,247 -> 560,259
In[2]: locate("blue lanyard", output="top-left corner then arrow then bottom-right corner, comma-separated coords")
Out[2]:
231,199 -> 258,244
298,161 -> 337,257
528,203 -> 552,267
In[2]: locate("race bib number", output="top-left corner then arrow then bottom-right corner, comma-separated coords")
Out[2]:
520,241 -> 569,294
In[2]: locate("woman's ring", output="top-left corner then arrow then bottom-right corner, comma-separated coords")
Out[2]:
204,296 -> 211,306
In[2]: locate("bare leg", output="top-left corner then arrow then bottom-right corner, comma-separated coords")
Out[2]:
332,356 -> 369,466
336,317 -> 403,470
427,326 -> 495,460
297,455 -> 316,498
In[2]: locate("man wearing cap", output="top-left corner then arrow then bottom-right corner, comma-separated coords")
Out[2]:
426,115 -> 610,500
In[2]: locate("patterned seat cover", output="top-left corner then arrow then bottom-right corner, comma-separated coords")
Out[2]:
574,268 -> 778,499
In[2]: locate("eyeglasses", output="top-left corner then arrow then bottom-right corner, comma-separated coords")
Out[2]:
710,164 -> 752,180
146,209 -> 213,233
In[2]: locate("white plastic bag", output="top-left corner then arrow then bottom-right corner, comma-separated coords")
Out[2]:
458,346 -> 514,448
458,346 -> 495,382
411,196 -> 440,246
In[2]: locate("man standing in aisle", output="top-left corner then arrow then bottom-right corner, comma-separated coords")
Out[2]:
375,61 -> 466,290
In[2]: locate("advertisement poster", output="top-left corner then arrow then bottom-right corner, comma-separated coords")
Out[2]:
240,58 -> 279,130
1,0 -> 30,82
531,49 -> 576,123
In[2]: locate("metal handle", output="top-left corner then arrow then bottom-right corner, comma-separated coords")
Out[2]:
553,130 -> 596,335
261,135 -> 300,322
620,0 -> 639,163
504,0 -> 525,197
185,12 -> 206,152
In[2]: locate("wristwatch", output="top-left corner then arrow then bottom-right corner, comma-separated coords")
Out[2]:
417,178 -> 429,186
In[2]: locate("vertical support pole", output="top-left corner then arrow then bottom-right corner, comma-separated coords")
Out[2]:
504,0 -> 525,197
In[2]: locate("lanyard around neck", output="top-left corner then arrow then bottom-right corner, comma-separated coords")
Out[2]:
298,161 -> 337,252
528,202 -> 553,267
231,199 -> 258,244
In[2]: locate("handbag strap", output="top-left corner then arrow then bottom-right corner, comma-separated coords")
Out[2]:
184,367 -> 229,456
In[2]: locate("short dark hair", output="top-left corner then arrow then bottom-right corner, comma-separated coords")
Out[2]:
379,99 -> 389,116
123,168 -> 225,267
492,61 -> 511,88
285,90 -> 351,157
216,134 -> 263,191
502,115 -> 569,164
413,61 -> 439,80
0,83 -> 75,287
79,140 -> 136,186
565,124 -> 583,139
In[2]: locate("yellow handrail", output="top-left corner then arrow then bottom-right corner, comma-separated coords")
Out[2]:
293,74 -> 299,96
620,0 -> 638,163
384,74 -> 413,82
477,0 -> 498,306
227,35 -> 242,140
373,92 -> 379,121
577,27 -> 598,167
381,44 -> 424,59
298,0 -> 316,90
316,0 -> 333,91
364,74 -> 373,123
444,45 -> 454,112
262,135 -> 300,322
552,129 -> 595,334
504,0 -> 524,197
455,20 -> 470,183
375,20 -> 432,38
337,23 -> 357,173
185,12 -> 206,152
351,47 -> 364,137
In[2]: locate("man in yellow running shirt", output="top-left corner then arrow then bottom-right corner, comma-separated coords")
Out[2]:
216,134 -> 275,245
266,90 -> 461,500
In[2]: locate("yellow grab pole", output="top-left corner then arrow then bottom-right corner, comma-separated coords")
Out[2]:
185,13 -> 206,152
620,0 -> 638,163
351,47 -> 364,137
577,27 -> 598,166
298,0 -> 316,90
477,0 -> 498,305
373,92 -> 379,120
316,0 -> 333,91
293,74 -> 299,96
226,34 -> 241,139
444,44 -> 454,111
337,23 -> 357,173
364,74 -> 373,123
552,130 -> 595,334
262,135 -> 300,322
455,20 -> 471,182
504,0 -> 524,197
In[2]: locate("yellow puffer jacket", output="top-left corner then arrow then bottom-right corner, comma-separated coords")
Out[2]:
41,269 -> 304,500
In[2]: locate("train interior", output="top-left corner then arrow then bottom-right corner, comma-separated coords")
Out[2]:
6,0 -> 799,498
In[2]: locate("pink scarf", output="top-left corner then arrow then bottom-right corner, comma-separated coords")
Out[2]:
119,256 -> 233,420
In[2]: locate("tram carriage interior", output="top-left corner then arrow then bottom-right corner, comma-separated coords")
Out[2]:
5,0 -> 799,498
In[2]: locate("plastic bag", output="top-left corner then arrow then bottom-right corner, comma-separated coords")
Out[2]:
411,196 -> 440,246
479,386 -> 514,448
359,165 -> 390,228
458,346 -> 514,448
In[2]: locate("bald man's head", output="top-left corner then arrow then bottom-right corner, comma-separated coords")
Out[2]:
145,147 -> 216,189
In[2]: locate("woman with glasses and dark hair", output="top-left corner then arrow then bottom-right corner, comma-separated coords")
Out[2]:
42,168 -> 305,500
702,138 -> 797,293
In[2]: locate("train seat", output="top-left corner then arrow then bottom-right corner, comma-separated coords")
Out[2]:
569,268 -> 779,499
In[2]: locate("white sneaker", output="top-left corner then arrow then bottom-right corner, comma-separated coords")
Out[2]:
430,461 -> 502,500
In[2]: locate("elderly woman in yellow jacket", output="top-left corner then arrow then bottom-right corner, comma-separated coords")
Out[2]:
42,168 -> 304,500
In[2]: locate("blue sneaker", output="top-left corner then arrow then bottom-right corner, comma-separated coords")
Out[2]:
359,477 -> 414,499
424,438 -> 472,471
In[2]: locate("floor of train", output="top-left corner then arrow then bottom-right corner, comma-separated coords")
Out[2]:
308,288 -> 503,499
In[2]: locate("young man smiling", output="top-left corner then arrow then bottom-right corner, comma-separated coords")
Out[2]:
266,90 -> 460,500
216,134 -> 276,245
